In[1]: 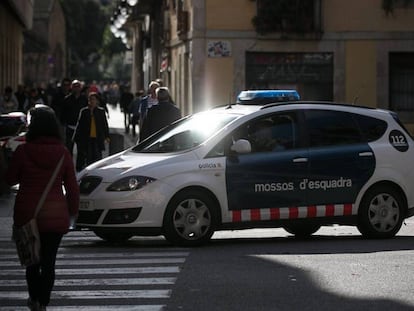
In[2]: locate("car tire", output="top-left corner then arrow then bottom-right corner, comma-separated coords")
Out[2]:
163,189 -> 218,246
284,223 -> 321,238
357,185 -> 405,239
93,230 -> 133,242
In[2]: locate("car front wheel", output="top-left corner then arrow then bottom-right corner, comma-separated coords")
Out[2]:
357,186 -> 405,238
163,189 -> 218,246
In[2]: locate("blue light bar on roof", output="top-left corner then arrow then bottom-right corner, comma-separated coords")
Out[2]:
237,90 -> 300,105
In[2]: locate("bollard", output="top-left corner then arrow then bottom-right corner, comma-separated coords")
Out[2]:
109,132 -> 125,155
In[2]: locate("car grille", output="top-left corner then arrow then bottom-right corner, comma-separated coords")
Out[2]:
79,176 -> 102,194
77,210 -> 104,225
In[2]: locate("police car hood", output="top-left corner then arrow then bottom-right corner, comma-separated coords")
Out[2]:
78,149 -> 198,182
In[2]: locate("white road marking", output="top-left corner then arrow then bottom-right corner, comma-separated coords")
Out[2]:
0,265 -> 180,276
0,277 -> 176,287
0,307 -> 165,311
0,228 -> 188,310
0,251 -> 190,260
0,257 -> 185,266
0,289 -> 171,299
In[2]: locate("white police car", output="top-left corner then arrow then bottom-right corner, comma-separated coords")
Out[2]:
76,98 -> 414,246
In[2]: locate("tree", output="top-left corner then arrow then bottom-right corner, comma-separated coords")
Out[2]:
59,0 -> 127,81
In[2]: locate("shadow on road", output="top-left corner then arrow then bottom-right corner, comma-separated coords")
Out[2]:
207,234 -> 414,254
166,235 -> 414,311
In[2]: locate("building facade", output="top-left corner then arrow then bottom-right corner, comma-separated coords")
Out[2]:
0,0 -> 33,91
129,0 -> 414,129
23,0 -> 67,86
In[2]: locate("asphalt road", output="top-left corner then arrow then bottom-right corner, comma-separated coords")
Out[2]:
1,202 -> 413,310
168,223 -> 414,311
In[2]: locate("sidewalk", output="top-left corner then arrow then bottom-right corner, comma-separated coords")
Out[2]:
105,103 -> 137,154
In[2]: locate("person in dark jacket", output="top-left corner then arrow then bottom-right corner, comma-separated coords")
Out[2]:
6,105 -> 79,311
119,85 -> 134,134
60,80 -> 88,155
138,81 -> 160,136
139,87 -> 181,141
51,78 -> 71,121
73,92 -> 110,172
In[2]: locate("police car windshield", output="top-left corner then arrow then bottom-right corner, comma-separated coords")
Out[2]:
133,112 -> 238,153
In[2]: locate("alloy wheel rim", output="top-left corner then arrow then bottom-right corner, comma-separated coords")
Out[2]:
173,198 -> 211,240
368,193 -> 400,232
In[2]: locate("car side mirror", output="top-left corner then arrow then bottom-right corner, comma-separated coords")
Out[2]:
230,139 -> 251,154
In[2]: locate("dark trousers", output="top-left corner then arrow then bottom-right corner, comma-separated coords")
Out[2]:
76,138 -> 102,172
26,232 -> 63,306
124,111 -> 130,134
130,115 -> 139,137
65,127 -> 75,155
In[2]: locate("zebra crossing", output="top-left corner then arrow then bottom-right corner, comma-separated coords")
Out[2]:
0,229 -> 189,310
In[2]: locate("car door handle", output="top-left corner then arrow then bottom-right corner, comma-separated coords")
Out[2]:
293,157 -> 308,163
359,152 -> 373,157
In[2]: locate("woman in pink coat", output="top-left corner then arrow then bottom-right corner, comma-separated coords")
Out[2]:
6,105 -> 79,311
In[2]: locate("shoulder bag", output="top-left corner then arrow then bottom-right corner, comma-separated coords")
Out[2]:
12,155 -> 64,267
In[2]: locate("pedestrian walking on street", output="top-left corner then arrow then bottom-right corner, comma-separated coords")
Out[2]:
15,84 -> 28,112
139,87 -> 181,141
60,79 -> 87,155
87,82 -> 109,117
138,81 -> 160,139
5,105 -> 79,311
51,78 -> 71,121
119,85 -> 134,134
128,89 -> 144,137
73,92 -> 110,172
0,86 -> 19,113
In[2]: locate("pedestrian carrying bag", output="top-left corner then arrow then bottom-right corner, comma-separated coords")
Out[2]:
12,218 -> 40,267
12,156 -> 64,267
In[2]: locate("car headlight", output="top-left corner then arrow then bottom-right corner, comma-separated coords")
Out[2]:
106,176 -> 156,191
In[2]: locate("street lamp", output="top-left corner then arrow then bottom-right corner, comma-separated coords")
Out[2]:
109,0 -> 136,49
127,0 -> 138,6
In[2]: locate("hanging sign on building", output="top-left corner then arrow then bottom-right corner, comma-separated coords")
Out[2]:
160,58 -> 168,72
207,40 -> 231,58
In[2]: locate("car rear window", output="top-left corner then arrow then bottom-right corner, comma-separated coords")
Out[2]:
353,114 -> 387,142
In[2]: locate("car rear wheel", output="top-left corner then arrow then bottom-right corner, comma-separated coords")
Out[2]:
357,186 -> 404,238
93,230 -> 133,242
163,189 -> 218,246
284,223 -> 321,238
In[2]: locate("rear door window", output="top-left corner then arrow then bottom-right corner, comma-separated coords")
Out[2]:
304,110 -> 362,147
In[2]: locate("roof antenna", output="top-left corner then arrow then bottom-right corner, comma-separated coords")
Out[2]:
353,96 -> 359,105
226,92 -> 233,109
353,85 -> 364,105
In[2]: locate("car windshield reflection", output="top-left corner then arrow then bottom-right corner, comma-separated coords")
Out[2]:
132,112 -> 238,153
